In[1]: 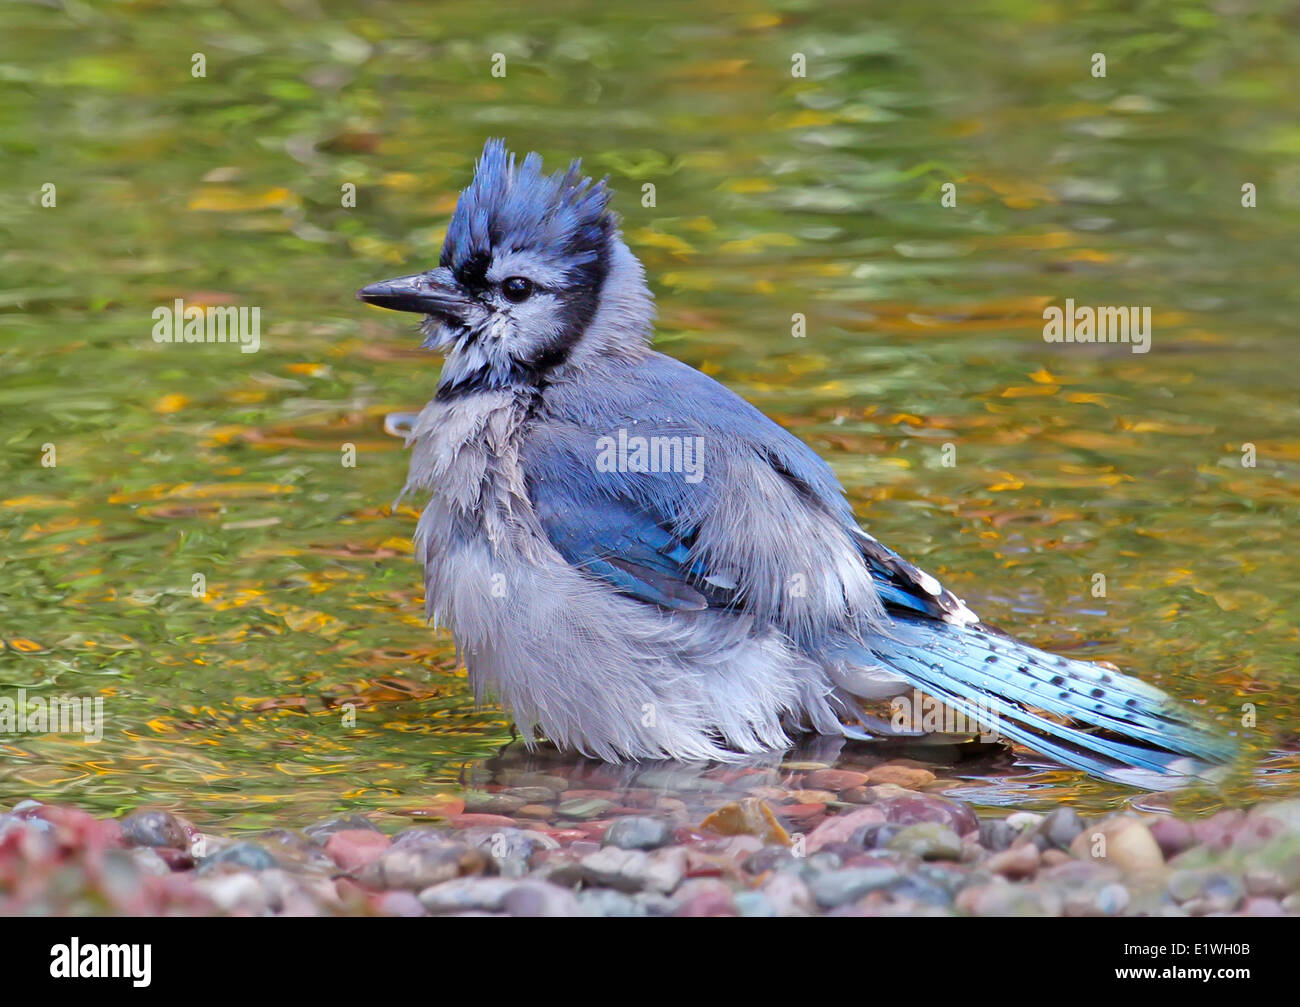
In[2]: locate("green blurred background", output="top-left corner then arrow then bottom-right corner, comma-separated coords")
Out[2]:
1,0 -> 1297,828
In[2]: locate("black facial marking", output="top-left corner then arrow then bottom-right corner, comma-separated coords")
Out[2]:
452,251 -> 491,294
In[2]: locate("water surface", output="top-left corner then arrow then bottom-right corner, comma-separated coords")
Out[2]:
2,0 -> 1298,830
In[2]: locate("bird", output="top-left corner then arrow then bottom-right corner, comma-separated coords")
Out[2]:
356,139 -> 1233,790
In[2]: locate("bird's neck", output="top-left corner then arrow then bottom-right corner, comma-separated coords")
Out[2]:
561,236 -> 655,367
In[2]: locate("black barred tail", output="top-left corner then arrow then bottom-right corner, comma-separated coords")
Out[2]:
841,619 -> 1236,790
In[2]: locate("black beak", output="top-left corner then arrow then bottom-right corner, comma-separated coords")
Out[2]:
356,271 -> 470,322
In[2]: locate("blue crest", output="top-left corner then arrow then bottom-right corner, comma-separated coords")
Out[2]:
440,139 -> 615,286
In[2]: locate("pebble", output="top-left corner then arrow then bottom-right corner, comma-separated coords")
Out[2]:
462,792 -> 528,815
577,888 -> 648,916
744,845 -> 799,874
877,793 -> 978,836
1094,882 -> 1130,916
885,822 -> 963,861
979,819 -> 1017,852
1070,816 -> 1164,874
1039,807 -> 1084,850
304,815 -> 379,842
1005,812 -> 1046,833
788,790 -> 839,805
986,842 -> 1040,879
580,846 -> 686,894
698,799 -> 790,845
555,798 -> 614,820
503,880 -> 583,917
127,846 -> 172,876
198,842 -> 278,874
804,769 -> 870,791
733,891 -> 777,916
375,890 -> 426,917
808,866 -> 902,908
602,816 -> 673,850
418,877 -> 516,913
323,830 -> 391,872
957,881 -> 1059,917
1149,816 -> 1195,859
12,778 -> 1300,918
1168,868 -> 1243,912
120,810 -> 192,850
358,843 -> 487,890
673,878 -> 738,916
806,806 -> 886,853
761,871 -> 815,916
194,872 -> 268,914
865,765 -> 936,789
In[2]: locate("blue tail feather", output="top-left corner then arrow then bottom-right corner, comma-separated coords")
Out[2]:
838,618 -> 1234,789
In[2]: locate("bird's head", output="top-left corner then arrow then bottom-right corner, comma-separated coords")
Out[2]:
358,139 -> 649,396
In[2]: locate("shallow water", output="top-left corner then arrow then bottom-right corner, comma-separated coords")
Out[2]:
2,0 -> 1298,832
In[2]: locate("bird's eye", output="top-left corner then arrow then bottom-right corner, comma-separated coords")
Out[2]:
501,276 -> 534,303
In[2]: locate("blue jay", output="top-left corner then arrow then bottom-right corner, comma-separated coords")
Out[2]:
357,140 -> 1232,789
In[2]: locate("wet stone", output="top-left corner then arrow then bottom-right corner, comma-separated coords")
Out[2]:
502,880 -> 583,917
804,769 -> 870,792
418,877 -> 516,914
1005,812 -> 1046,834
503,786 -> 559,803
197,841 -> 278,874
462,792 -> 528,815
1094,883 -> 1130,916
744,845 -> 798,875
458,825 -> 555,861
359,843 -> 487,891
323,829 -> 390,873
1040,807 -> 1084,850
579,846 -> 686,894
128,846 -> 172,876
808,866 -> 903,908
979,819 -> 1017,853
888,875 -> 955,907
1168,868 -> 1243,912
854,823 -> 903,850
865,765 -> 936,789
1149,816 -> 1195,860
733,891 -> 777,917
805,806 -> 886,853
120,811 -> 192,850
762,871 -> 815,916
673,878 -> 738,916
699,799 -> 790,845
556,798 -> 614,820
805,850 -> 844,873
877,794 -> 978,837
497,772 -> 569,793
885,822 -> 963,861
635,769 -> 725,792
578,888 -> 650,917
304,815 -> 380,842
602,816 -> 672,851
986,843 -> 1040,880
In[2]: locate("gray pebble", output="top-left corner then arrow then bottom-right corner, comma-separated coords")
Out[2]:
602,816 -> 672,851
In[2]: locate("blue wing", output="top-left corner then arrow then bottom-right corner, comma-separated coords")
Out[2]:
527,350 -> 971,622
532,483 -> 725,611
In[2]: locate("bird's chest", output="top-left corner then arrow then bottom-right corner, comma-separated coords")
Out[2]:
403,390 -> 546,579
